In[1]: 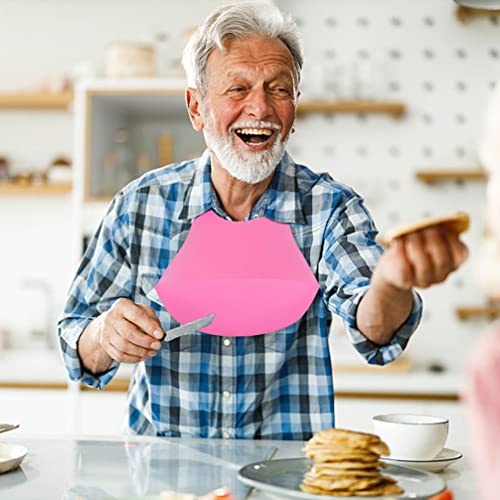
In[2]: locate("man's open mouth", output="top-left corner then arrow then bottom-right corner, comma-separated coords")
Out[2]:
234,127 -> 276,145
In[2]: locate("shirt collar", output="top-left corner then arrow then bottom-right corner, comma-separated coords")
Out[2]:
177,150 -> 214,220
262,152 -> 307,225
178,149 -> 307,225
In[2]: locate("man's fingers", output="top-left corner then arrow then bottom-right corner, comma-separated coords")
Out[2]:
106,340 -> 154,364
386,239 -> 414,289
447,232 -> 469,269
115,319 -> 161,355
103,320 -> 159,361
99,299 -> 164,363
113,298 -> 164,340
422,227 -> 453,282
101,311 -> 161,350
113,316 -> 162,350
403,232 -> 433,287
383,225 -> 468,291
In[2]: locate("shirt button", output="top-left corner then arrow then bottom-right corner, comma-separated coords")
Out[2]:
223,390 -> 231,399
252,214 -> 259,219
223,338 -> 231,347
222,429 -> 231,439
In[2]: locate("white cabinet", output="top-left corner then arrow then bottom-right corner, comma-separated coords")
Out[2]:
0,388 -> 128,437
0,388 -> 73,435
78,391 -> 128,436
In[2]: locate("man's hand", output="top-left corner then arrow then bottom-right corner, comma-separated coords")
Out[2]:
78,298 -> 165,374
357,225 -> 468,345
373,225 -> 468,291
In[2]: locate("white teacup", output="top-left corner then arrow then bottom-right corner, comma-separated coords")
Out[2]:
372,413 -> 449,460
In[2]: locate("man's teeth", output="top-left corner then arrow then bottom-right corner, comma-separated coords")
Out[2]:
235,128 -> 273,136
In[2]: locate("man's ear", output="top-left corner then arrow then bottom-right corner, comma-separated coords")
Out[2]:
185,87 -> 205,132
292,90 -> 301,128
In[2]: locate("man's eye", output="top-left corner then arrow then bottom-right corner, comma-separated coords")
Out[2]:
273,87 -> 291,95
229,87 -> 245,93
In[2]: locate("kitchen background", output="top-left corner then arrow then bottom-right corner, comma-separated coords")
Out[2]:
0,0 -> 498,437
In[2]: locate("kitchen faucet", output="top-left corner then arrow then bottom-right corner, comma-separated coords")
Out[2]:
22,279 -> 55,350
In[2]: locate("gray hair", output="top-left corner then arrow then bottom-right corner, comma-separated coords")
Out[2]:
182,1 -> 303,96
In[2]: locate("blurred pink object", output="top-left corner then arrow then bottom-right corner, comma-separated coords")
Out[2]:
464,323 -> 500,500
161,486 -> 235,500
200,486 -> 235,500
155,210 -> 319,336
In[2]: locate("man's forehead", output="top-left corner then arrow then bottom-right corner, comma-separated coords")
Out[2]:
224,67 -> 294,80
206,36 -> 296,77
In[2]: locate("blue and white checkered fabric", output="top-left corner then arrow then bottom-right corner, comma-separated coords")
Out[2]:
58,150 -> 422,440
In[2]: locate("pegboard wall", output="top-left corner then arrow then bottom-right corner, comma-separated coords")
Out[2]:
0,0 -> 497,372
274,0 -> 500,371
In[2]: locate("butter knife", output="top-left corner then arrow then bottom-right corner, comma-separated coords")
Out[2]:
0,423 -> 20,435
163,313 -> 216,342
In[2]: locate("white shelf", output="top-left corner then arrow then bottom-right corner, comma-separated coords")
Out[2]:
79,77 -> 187,93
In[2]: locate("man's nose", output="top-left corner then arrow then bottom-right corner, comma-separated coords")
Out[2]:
244,88 -> 273,119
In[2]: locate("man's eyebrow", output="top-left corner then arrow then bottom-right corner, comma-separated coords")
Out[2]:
225,70 -> 247,80
270,71 -> 294,83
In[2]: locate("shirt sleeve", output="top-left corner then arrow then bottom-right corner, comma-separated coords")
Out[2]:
320,191 -> 423,366
57,193 -> 131,389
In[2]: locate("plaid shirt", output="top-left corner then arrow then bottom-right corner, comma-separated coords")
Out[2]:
58,150 -> 422,440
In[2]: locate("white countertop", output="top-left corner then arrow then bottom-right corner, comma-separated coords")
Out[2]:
0,348 -> 464,396
0,434 -> 476,499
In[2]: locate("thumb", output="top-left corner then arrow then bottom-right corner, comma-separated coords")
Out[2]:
384,238 -> 414,290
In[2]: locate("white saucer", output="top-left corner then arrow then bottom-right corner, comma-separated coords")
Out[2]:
381,448 -> 462,473
0,443 -> 27,474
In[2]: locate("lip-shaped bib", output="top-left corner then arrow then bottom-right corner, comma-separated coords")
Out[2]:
154,210 -> 319,336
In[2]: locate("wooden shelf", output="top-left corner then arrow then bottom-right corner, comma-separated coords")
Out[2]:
456,5 -> 500,23
0,182 -> 72,195
0,93 -> 405,117
0,92 -> 73,110
415,169 -> 488,185
81,377 -> 130,392
456,306 -> 500,320
335,355 -> 412,374
297,100 -> 406,118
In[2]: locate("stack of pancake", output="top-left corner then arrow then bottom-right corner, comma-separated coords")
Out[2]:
300,428 -> 404,496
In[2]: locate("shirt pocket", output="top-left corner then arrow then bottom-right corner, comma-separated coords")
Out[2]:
138,273 -> 201,352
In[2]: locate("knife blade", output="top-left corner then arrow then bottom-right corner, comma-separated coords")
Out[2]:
163,313 -> 216,342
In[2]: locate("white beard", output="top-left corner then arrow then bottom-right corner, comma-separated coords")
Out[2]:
203,120 -> 288,184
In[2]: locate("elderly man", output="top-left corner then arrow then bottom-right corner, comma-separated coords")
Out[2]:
58,2 -> 467,439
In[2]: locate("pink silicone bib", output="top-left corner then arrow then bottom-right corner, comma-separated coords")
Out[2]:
155,210 -> 319,336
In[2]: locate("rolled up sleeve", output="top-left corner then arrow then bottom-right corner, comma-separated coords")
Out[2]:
320,192 -> 422,366
343,289 -> 422,365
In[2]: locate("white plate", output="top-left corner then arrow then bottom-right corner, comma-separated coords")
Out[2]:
381,448 -> 463,473
238,457 -> 446,499
0,442 -> 27,474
